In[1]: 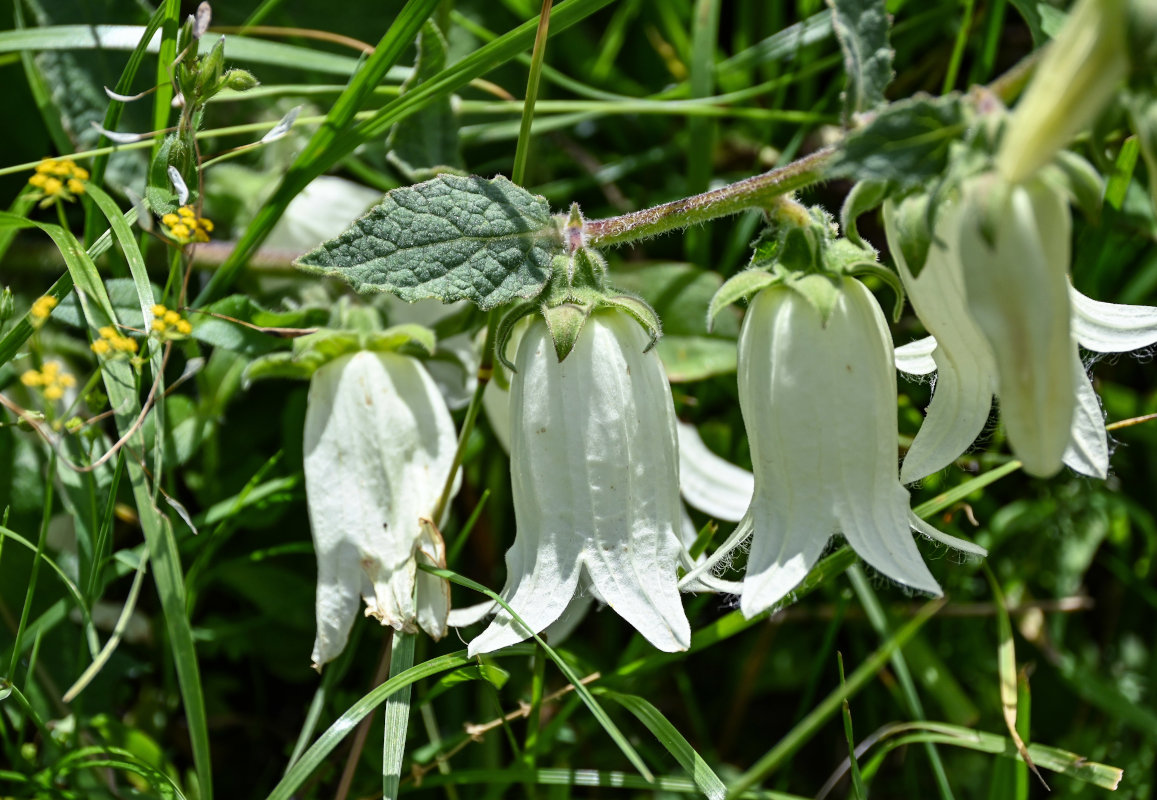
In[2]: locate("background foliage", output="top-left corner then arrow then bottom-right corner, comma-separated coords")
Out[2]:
0,0 -> 1154,798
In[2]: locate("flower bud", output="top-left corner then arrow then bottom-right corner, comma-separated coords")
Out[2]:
996,0 -> 1128,183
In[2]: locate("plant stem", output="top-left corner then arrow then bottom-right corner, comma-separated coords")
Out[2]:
583,146 -> 834,247
511,0 -> 553,187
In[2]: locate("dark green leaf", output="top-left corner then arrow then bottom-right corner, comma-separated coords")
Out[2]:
296,175 -> 561,309
826,0 -> 894,122
828,94 -> 969,188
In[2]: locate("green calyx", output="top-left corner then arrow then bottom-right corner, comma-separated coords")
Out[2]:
243,302 -> 436,384
494,204 -> 662,370
709,197 -> 899,328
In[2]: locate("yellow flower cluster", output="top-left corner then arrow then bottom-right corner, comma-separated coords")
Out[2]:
30,295 -> 57,326
151,304 -> 193,339
20,360 -> 77,401
27,158 -> 88,204
161,206 -> 213,245
91,325 -> 139,357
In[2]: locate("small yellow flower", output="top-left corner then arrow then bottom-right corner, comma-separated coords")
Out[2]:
21,360 -> 76,401
91,325 -> 139,358
149,303 -> 193,340
28,157 -> 88,206
161,205 -> 213,246
30,295 -> 58,325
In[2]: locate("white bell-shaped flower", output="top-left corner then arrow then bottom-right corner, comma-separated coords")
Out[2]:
888,177 -> 1157,481
681,279 -> 984,618
467,311 -> 691,656
304,350 -> 458,669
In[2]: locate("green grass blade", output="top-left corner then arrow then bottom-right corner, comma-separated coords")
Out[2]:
12,1 -> 72,154
82,2 -> 169,245
0,211 -> 215,800
511,0 -> 553,186
848,565 -> 955,800
383,630 -> 417,800
837,654 -> 866,800
6,456 -> 55,683
725,599 -> 945,799
267,650 -> 472,800
422,564 -> 655,782
857,722 -> 1123,790
596,688 -> 727,800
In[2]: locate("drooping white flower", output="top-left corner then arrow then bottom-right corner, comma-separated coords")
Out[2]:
467,311 -> 691,656
682,279 -> 984,618
887,178 -> 1157,481
305,350 -> 458,669
896,288 -> 1157,480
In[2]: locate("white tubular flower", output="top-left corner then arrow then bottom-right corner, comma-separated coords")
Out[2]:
958,174 -> 1074,477
689,279 -> 983,619
467,311 -> 691,656
896,286 -> 1157,481
305,350 -> 458,669
886,174 -> 1149,480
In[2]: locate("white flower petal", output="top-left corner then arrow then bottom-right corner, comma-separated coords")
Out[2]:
541,590 -> 596,644
414,519 -> 450,641
304,351 -> 458,668
269,176 -> 381,255
1070,286 -> 1157,353
735,280 -> 946,618
675,421 -> 754,523
447,600 -> 495,628
469,314 -> 690,654
894,336 -> 938,375
959,176 -> 1075,477
1062,352 -> 1109,478
885,197 -> 998,483
899,346 -> 995,483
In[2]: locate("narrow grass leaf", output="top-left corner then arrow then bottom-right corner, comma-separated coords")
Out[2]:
422,564 -> 655,782
837,653 -> 867,800
382,631 -> 417,800
596,688 -> 727,800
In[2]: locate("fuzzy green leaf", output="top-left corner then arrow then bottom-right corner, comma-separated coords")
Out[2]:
826,0 -> 894,123
828,94 -> 968,189
296,175 -> 560,309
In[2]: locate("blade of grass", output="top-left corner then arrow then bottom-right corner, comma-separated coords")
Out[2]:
983,564 -> 1047,789
511,0 -> 554,186
837,653 -> 867,800
684,0 -> 720,265
0,211 -> 214,800
848,565 -> 955,800
596,688 -> 727,800
855,721 -> 1122,790
82,1 -> 170,246
942,0 -> 976,92
725,598 -> 945,799
267,650 -> 473,800
6,452 -> 55,685
61,551 -> 149,703
422,564 -> 655,782
383,630 -> 417,800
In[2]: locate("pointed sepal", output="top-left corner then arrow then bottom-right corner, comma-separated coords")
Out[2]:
543,302 -> 593,362
840,179 -> 891,249
707,269 -> 777,332
494,301 -> 541,373
601,293 -> 662,351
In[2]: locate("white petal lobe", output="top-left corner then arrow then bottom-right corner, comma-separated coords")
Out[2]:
1071,286 -> 1157,354
676,421 -> 754,523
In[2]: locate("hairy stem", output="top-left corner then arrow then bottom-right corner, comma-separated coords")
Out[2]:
583,145 -> 835,247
